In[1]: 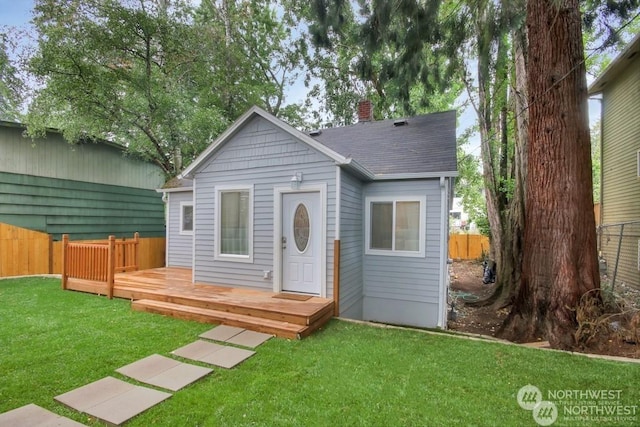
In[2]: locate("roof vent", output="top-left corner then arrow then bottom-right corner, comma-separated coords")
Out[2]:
393,119 -> 408,127
309,129 -> 322,136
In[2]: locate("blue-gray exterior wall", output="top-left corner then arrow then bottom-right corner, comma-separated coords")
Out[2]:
167,191 -> 193,268
192,116 -> 336,293
338,169 -> 364,318
362,179 -> 444,328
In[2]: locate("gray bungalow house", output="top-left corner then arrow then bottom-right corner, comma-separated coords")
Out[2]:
160,104 -> 457,328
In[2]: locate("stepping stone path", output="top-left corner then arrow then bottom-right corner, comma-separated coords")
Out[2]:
200,325 -> 273,348
55,376 -> 172,426
115,354 -> 213,391
172,340 -> 256,369
0,403 -> 86,426
0,325 -> 273,426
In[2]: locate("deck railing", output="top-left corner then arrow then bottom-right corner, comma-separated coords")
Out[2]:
61,233 -> 139,298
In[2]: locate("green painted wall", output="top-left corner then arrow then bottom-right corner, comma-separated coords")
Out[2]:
0,171 -> 165,240
0,123 -> 165,189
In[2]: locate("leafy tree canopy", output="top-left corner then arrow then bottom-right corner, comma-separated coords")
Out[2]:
26,0 -> 307,176
0,31 -> 23,121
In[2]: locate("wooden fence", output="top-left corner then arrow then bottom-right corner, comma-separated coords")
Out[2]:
0,223 -> 165,278
449,234 -> 490,260
0,223 -> 52,277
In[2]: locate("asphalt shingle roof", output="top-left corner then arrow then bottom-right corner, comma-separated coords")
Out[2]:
309,110 -> 457,175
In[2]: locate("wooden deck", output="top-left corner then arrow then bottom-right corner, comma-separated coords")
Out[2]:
65,267 -> 334,339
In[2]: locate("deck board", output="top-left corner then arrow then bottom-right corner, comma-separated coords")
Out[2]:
65,267 -> 334,338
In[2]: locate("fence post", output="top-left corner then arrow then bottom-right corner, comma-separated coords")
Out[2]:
134,232 -> 140,271
611,224 -> 625,292
107,235 -> 115,299
61,234 -> 69,290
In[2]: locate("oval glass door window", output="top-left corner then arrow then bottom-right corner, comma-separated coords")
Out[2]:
293,203 -> 310,252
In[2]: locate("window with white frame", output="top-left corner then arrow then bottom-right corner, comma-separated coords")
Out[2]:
365,196 -> 426,257
180,202 -> 194,235
215,185 -> 253,262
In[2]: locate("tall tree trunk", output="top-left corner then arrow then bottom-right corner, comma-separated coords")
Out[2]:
469,0 -> 515,308
499,0 -> 600,349
485,23 -> 528,309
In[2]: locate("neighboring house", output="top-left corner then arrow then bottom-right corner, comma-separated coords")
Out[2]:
589,33 -> 640,288
160,103 -> 457,329
0,121 -> 166,240
450,197 -> 478,233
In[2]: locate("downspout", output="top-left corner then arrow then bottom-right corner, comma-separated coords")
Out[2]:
163,192 -> 170,268
437,176 -> 448,328
192,179 -> 197,284
334,166 -> 341,315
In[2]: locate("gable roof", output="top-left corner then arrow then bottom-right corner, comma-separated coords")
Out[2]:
589,32 -> 640,94
180,105 -> 457,181
310,110 -> 457,176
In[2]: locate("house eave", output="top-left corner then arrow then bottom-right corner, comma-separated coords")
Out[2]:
372,171 -> 459,180
588,32 -> 640,95
156,187 -> 193,193
336,158 -> 376,180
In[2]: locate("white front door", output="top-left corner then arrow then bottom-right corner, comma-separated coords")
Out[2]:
282,192 -> 322,295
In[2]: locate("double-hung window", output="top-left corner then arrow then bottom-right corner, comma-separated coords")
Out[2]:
215,185 -> 253,262
365,196 -> 426,257
180,202 -> 194,235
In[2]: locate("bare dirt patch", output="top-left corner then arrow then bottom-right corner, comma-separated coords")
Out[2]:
447,260 -> 640,359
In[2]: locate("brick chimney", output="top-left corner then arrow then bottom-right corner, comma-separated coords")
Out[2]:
357,99 -> 373,122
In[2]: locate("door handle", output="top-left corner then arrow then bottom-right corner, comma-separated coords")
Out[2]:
282,236 -> 287,249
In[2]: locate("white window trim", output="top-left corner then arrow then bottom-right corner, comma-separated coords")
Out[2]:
179,202 -> 194,235
215,184 -> 254,263
365,195 -> 427,258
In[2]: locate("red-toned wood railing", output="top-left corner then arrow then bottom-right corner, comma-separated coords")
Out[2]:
61,233 -> 139,299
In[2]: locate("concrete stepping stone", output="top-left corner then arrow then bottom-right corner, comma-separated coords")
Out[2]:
54,376 -> 171,426
172,339 -> 255,368
199,325 -> 245,342
200,325 -> 273,348
0,403 -> 86,426
225,330 -> 273,348
116,354 -> 213,391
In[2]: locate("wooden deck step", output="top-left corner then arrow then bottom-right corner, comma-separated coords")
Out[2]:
115,285 -> 332,327
131,299 -> 311,339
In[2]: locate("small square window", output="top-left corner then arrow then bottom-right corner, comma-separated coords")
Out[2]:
365,196 -> 426,257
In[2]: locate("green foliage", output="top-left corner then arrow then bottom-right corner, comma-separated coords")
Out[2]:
3,278 -> 640,426
591,119 -> 601,202
0,32 -> 23,121
26,0 -> 309,176
305,0 -> 466,124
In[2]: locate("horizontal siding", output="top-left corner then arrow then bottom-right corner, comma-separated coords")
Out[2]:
339,169 -> 363,318
363,180 -> 443,315
193,116 -> 336,292
0,125 -> 165,189
599,223 -> 640,288
167,191 -> 193,268
601,53 -> 640,288
0,171 -> 165,240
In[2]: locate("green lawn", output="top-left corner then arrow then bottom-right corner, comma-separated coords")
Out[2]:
1,277 -> 639,426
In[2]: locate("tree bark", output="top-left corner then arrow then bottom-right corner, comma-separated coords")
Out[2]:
499,0 -> 600,349
481,24 -> 528,310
